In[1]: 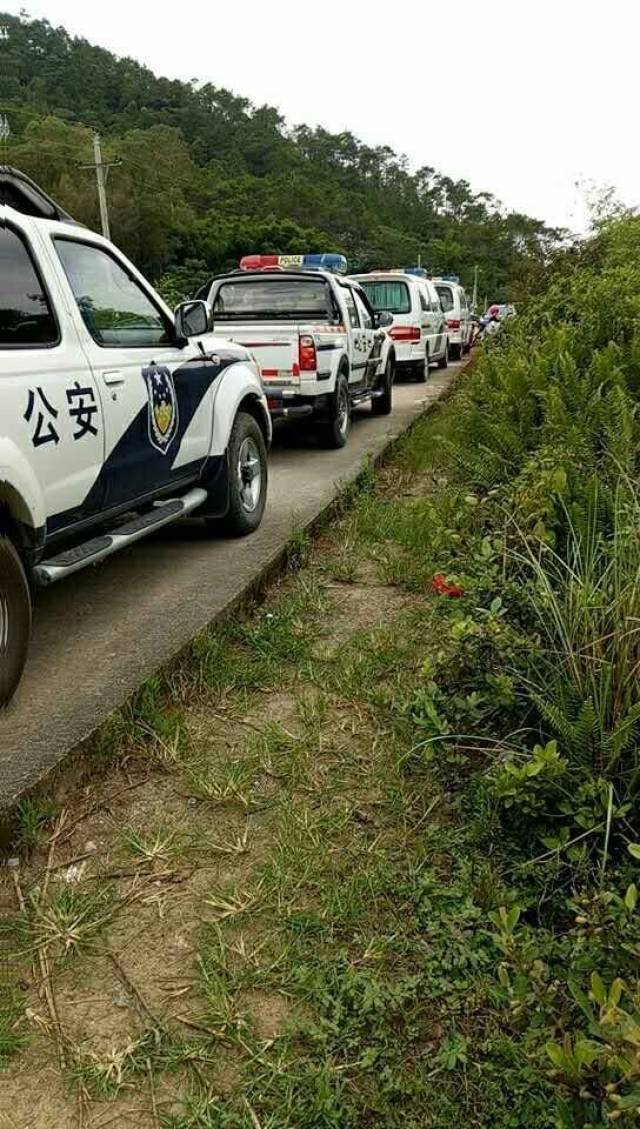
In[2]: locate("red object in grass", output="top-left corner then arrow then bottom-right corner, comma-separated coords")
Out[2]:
431,573 -> 465,598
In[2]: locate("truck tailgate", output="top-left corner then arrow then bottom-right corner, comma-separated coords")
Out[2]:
223,325 -> 300,385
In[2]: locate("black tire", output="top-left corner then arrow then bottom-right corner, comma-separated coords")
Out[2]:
415,350 -> 428,383
218,412 -> 268,536
0,535 -> 32,708
437,342 -> 449,370
372,356 -> 394,416
450,343 -> 462,361
323,374 -> 351,448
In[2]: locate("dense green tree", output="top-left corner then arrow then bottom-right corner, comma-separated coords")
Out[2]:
0,11 -> 563,296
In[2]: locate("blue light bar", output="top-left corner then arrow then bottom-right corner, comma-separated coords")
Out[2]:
404,266 -> 428,277
301,253 -> 348,274
441,273 -> 460,283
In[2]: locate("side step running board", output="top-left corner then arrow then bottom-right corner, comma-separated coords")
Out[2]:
33,487 -> 208,586
351,387 -> 384,405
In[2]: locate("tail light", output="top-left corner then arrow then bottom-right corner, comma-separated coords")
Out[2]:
447,319 -> 460,330
299,334 -> 317,371
389,325 -> 421,342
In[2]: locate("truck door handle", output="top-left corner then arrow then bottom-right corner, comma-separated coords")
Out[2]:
103,371 -> 125,386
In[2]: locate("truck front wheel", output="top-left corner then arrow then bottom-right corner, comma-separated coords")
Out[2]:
218,412 -> 268,536
0,534 -> 32,708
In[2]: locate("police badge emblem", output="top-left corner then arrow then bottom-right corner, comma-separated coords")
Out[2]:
142,364 -> 179,453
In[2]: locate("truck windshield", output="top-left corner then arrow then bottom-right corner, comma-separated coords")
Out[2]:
358,280 -> 411,315
212,277 -> 334,321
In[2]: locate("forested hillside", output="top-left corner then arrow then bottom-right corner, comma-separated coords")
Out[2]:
0,13 -> 561,297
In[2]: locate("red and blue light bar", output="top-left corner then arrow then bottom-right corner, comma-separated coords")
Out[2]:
239,253 -> 347,275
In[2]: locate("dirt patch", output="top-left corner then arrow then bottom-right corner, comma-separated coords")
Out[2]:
237,989 -> 294,1040
380,467 -> 437,499
320,582 -> 416,648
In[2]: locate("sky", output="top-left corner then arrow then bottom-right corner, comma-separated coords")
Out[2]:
3,0 -> 638,233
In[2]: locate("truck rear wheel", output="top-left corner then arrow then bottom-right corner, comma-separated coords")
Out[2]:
0,535 -> 32,708
437,342 -> 449,369
218,412 -> 268,536
323,375 -> 351,448
415,350 -> 428,383
372,356 -> 394,415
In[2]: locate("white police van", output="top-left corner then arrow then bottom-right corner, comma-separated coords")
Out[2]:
0,168 -> 271,707
200,255 -> 396,448
432,276 -> 473,360
350,269 -> 449,380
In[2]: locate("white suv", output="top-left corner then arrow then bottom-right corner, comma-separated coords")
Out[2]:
432,277 -> 473,360
0,168 -> 271,707
351,272 -> 448,381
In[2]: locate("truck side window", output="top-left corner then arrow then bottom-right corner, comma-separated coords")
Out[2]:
0,226 -> 58,348
343,288 -> 360,329
55,239 -> 171,348
353,291 -> 373,329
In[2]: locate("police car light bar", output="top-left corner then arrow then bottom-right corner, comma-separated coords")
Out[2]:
387,267 -> 429,278
239,253 -> 347,275
441,273 -> 460,283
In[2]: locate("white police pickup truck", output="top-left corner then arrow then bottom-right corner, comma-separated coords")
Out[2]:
199,255 -> 396,448
0,168 -> 271,707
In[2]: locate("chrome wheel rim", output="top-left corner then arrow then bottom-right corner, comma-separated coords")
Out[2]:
337,387 -> 349,436
238,437 -> 262,513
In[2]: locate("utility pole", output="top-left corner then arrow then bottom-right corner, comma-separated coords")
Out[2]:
471,264 -> 479,311
0,113 -> 10,161
79,134 -> 121,240
0,26 -> 10,161
93,134 -> 110,240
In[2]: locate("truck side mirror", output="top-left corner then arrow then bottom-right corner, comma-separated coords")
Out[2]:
375,311 -> 393,329
175,299 -> 210,339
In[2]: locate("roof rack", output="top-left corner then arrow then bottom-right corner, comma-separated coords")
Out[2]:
0,166 -> 80,224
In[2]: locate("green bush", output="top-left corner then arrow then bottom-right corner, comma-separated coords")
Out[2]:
402,212 -> 640,1123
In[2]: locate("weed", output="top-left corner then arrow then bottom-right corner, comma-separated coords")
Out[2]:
29,886 -> 115,959
0,983 -> 27,1067
14,798 -> 57,854
185,759 -> 256,807
122,825 -> 181,864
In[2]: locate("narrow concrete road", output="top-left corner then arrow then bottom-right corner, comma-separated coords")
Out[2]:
0,367 -> 460,806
